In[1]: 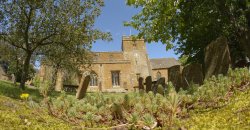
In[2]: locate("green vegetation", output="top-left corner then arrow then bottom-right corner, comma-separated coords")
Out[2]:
0,0 -> 111,89
0,95 -> 72,129
126,0 -> 250,64
181,90 -> 250,129
0,80 -> 42,102
0,68 -> 250,129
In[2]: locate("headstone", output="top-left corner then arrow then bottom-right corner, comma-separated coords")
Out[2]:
234,56 -> 250,68
152,81 -> 158,95
0,65 -> 8,81
156,78 -> 166,95
182,63 -> 203,89
204,37 -> 231,79
145,76 -> 152,92
76,75 -> 90,99
156,77 -> 166,87
168,65 -> 182,90
138,77 -> 144,90
11,74 -> 16,85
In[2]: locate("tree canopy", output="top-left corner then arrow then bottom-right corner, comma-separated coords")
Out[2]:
0,0 -> 111,89
126,0 -> 250,64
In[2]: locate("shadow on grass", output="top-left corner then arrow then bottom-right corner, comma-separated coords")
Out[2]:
0,80 -> 63,102
0,80 -> 42,102
0,80 -> 128,102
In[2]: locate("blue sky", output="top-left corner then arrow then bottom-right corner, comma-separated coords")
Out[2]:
93,0 -> 179,59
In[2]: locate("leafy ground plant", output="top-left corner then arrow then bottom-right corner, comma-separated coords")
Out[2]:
0,68 -> 249,129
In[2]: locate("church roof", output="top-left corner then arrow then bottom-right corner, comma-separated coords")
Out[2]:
150,58 -> 181,69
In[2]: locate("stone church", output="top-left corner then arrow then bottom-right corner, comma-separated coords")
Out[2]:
39,36 -> 180,92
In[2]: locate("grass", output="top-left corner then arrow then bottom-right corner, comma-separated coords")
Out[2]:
0,80 -> 124,102
0,78 -> 249,129
0,80 -> 129,129
0,80 -> 43,102
0,95 -> 73,129
180,89 -> 250,129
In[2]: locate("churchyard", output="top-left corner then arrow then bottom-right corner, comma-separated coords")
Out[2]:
0,68 -> 250,129
0,0 -> 250,129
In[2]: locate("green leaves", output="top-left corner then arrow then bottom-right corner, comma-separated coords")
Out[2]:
126,0 -> 250,64
0,0 -> 111,88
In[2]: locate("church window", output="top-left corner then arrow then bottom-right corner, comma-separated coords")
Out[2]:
90,72 -> 98,86
112,71 -> 120,86
156,71 -> 161,80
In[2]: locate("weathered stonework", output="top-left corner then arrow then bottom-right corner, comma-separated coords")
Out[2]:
205,37 -> 231,79
182,63 -> 203,89
168,65 -> 182,90
0,65 -> 8,81
39,36 -> 180,92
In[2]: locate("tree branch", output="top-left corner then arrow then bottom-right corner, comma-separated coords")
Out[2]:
2,37 -> 27,51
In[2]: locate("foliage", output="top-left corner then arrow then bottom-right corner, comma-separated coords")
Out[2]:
0,42 -> 36,82
156,84 -> 164,96
0,0 -> 111,89
0,95 -> 72,129
125,0 -> 250,64
180,89 -> 250,129
0,68 -> 250,129
178,55 -> 189,66
0,80 -> 42,102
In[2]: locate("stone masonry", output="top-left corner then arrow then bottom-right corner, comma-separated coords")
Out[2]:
39,36 -> 180,92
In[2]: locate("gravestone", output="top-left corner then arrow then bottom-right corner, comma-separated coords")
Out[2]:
234,57 -> 250,68
11,74 -> 16,85
157,77 -> 166,87
182,63 -> 203,89
138,77 -> 144,90
0,65 -> 8,81
152,81 -> 158,95
204,37 -> 231,79
156,78 -> 166,95
168,65 -> 182,90
145,76 -> 152,92
76,75 -> 90,99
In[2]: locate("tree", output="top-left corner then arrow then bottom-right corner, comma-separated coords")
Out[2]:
125,0 -> 250,65
0,0 -> 111,89
40,43 -> 93,90
0,41 -> 25,82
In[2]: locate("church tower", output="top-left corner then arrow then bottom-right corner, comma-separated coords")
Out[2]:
122,36 -> 152,85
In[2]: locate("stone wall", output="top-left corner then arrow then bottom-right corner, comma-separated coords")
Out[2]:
151,69 -> 168,81
87,62 -> 134,90
38,37 -> 168,92
122,36 -> 152,79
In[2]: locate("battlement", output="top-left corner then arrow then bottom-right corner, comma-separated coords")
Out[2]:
121,36 -> 146,52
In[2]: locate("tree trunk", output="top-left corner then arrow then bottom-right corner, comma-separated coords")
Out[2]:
19,52 -> 32,90
51,65 -> 59,88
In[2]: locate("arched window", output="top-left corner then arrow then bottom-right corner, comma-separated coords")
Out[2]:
90,72 -> 98,86
112,71 -> 120,87
156,71 -> 161,80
